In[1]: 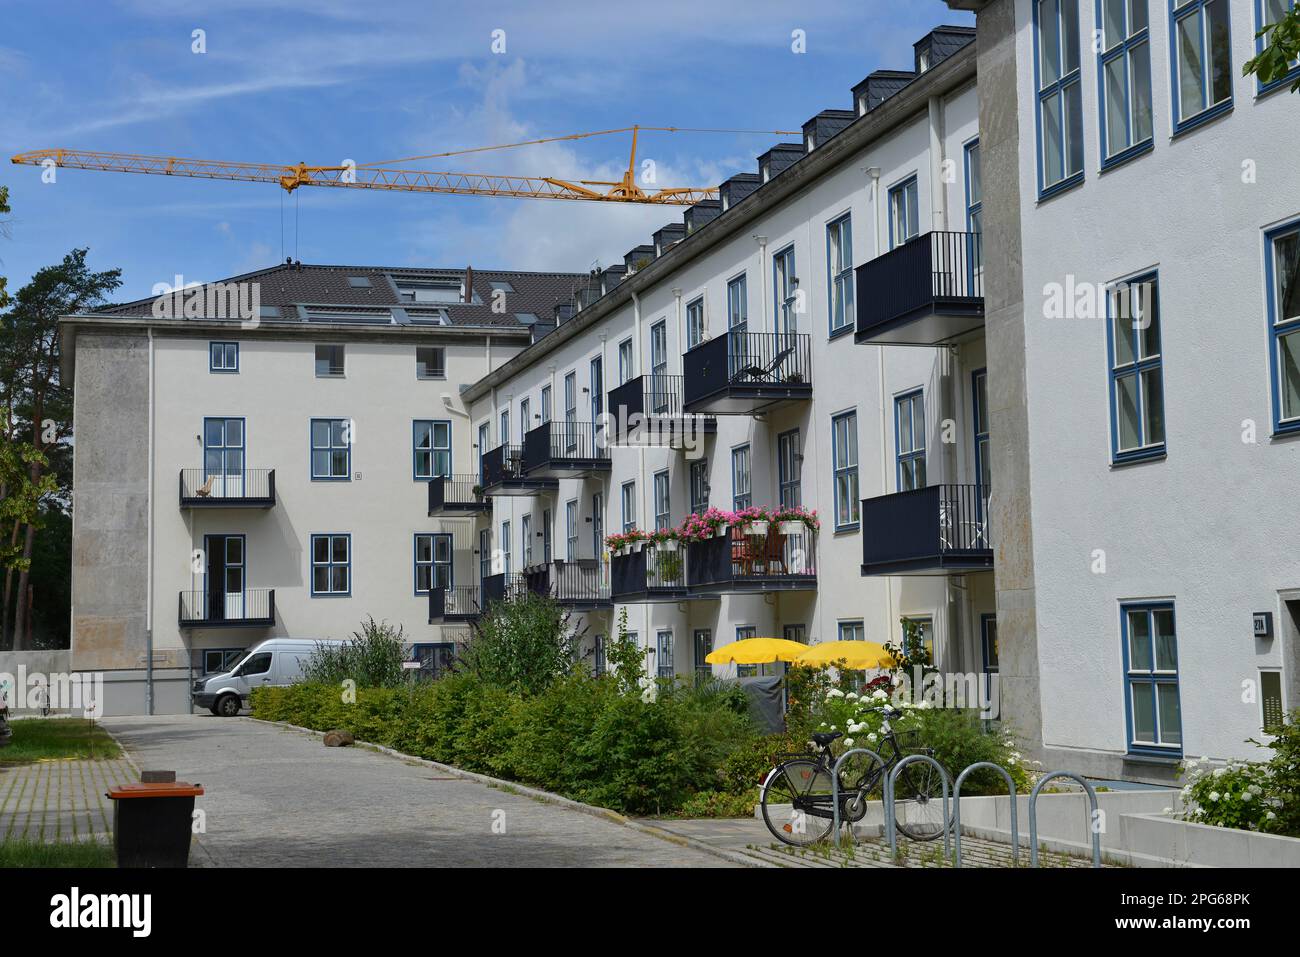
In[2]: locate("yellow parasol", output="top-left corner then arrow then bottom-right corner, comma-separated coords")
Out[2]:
794,640 -> 896,670
704,637 -> 811,665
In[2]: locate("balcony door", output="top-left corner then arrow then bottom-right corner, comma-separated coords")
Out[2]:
204,533 -> 245,622
649,320 -> 669,412
203,417 -> 245,498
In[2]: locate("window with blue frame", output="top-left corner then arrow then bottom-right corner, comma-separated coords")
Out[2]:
413,419 -> 451,480
895,391 -> 926,490
501,520 -> 511,575
1107,274 -> 1165,461
888,176 -> 919,248
1098,0 -> 1154,165
827,214 -> 854,335
310,418 -> 351,480
209,341 -> 238,373
311,534 -> 350,596
414,533 -> 452,594
731,445 -> 751,511
1266,220 -> 1300,434
1256,1 -> 1300,93
1171,0 -> 1233,132
621,480 -> 636,533
831,410 -> 859,529
838,620 -> 865,642
773,245 -> 797,335
1122,602 -> 1182,753
972,370 -> 991,489
1034,0 -> 1084,194
686,297 -> 706,349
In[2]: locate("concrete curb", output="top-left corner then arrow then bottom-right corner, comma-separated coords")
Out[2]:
243,716 -> 769,869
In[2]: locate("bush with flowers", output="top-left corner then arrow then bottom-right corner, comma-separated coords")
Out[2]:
1176,711 -> 1299,837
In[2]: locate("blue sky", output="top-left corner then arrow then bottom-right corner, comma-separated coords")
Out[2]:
0,0 -> 970,302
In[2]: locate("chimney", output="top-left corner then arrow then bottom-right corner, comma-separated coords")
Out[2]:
463,265 -> 474,303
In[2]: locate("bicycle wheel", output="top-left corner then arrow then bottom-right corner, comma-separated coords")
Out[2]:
893,760 -> 955,842
761,759 -> 836,847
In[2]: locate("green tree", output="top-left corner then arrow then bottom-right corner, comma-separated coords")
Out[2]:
0,186 -> 10,308
0,249 -> 121,648
1244,4 -> 1300,92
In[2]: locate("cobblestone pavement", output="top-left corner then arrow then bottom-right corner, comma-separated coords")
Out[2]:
648,817 -> 1109,868
0,754 -> 136,843
101,715 -> 735,868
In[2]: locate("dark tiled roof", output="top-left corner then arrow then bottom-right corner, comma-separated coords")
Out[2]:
95,262 -> 588,328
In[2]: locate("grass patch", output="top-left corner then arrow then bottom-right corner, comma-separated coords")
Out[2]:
0,718 -> 121,764
0,839 -> 115,868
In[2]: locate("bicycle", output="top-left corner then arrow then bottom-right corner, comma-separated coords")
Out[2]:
759,706 -> 954,847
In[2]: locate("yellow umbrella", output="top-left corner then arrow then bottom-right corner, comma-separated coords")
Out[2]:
795,640 -> 896,670
704,637 -> 810,666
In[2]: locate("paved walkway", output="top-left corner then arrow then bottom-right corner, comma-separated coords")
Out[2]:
101,715 -> 733,868
0,755 -> 135,843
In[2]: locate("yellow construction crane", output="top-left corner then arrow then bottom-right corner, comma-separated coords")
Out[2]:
11,125 -> 799,206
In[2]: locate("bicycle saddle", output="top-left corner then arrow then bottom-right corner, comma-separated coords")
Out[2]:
810,731 -> 842,747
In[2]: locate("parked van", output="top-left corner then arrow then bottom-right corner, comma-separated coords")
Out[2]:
192,638 -> 348,716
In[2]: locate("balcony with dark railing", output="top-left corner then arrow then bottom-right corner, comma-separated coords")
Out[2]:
428,474 -> 492,516
522,559 -> 612,610
479,443 -> 557,496
681,331 -> 812,414
606,374 -> 716,448
479,571 -> 528,609
855,230 -> 984,345
686,525 -> 817,594
522,421 -> 611,478
179,469 -> 275,508
859,484 -> 993,576
610,545 -> 689,603
178,587 -> 275,628
428,585 -> 482,623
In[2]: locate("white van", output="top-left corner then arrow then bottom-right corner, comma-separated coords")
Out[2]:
192,638 -> 348,716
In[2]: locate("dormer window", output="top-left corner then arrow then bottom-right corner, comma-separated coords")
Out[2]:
858,95 -> 868,116
918,49 -> 930,72
806,133 -> 816,152
761,161 -> 770,182
395,280 -> 461,304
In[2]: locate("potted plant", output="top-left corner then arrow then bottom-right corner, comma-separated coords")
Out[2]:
774,504 -> 820,535
650,528 -> 679,552
472,484 -> 485,501
735,505 -> 770,537
655,548 -> 683,582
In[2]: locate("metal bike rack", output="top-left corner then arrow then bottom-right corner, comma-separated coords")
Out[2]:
1028,771 -> 1102,868
952,761 -> 1018,868
884,754 -> 952,862
827,747 -> 888,847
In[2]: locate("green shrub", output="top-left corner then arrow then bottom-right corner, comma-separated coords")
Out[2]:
1179,710 -> 1300,836
459,593 -> 581,695
673,789 -> 759,819
717,731 -> 806,796
300,617 -> 409,688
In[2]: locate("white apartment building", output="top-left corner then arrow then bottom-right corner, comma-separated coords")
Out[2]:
62,264 -> 586,715
951,0 -> 1299,779
457,26 -> 994,686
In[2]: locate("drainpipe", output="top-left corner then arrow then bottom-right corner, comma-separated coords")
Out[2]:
672,288 -> 683,365
146,327 -> 155,715
928,96 -> 947,232
866,166 -> 894,641
631,291 -> 642,377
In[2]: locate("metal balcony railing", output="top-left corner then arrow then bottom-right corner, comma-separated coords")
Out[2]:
610,547 -> 688,600
685,525 -> 817,591
428,474 -> 491,513
480,444 -> 525,487
178,587 -> 275,627
524,559 -> 611,606
179,469 -> 275,506
860,483 -> 993,575
428,585 -> 482,621
855,230 -> 985,343
522,420 -> 609,471
682,331 -> 812,411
